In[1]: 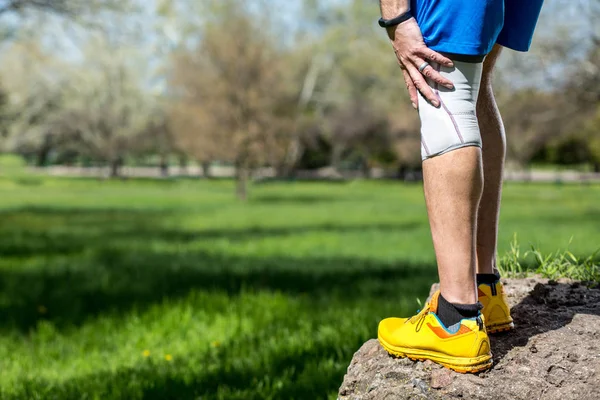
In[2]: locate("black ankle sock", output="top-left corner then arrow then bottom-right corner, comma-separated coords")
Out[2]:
437,294 -> 482,328
476,272 -> 501,286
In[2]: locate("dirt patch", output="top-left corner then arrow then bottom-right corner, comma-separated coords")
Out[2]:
338,277 -> 600,400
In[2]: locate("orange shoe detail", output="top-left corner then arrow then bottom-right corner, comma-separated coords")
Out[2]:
427,323 -> 473,339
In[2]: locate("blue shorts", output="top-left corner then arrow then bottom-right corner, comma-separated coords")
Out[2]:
411,0 -> 544,56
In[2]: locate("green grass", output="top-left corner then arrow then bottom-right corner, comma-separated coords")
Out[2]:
498,234 -> 600,282
0,177 -> 598,399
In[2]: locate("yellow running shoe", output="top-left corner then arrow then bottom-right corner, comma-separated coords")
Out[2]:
478,281 -> 514,334
378,291 -> 492,373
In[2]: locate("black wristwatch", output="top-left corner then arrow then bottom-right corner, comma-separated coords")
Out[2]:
378,10 -> 412,28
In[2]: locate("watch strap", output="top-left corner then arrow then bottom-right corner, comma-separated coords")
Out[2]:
378,10 -> 412,28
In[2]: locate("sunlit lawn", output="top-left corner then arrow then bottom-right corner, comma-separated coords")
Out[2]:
0,176 -> 598,399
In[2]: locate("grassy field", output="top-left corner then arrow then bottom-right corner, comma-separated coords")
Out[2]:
0,177 -> 598,399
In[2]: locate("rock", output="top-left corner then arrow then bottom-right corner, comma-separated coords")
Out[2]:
338,277 -> 600,400
429,368 -> 454,389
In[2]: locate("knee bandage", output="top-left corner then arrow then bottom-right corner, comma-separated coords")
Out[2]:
419,61 -> 483,160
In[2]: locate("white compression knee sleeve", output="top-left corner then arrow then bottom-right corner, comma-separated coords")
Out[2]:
419,61 -> 483,160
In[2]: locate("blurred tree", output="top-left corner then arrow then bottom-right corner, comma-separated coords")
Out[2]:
565,39 -> 600,171
585,117 -> 600,172
0,0 -> 127,17
0,0 -> 142,162
0,34 -> 157,177
49,37 -> 156,177
169,100 -> 228,179
1,0 -> 596,179
0,39 -> 68,162
134,110 -> 174,177
515,28 -> 600,171
169,0 -> 300,199
0,0 -> 136,43
499,89 -> 561,167
388,104 -> 421,176
289,0 -> 418,174
0,84 -> 11,153
494,0 -> 600,170
329,101 -> 390,176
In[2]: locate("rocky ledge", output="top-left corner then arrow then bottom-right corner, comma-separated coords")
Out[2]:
338,278 -> 600,400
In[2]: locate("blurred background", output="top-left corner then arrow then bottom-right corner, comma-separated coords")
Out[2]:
0,0 -> 598,399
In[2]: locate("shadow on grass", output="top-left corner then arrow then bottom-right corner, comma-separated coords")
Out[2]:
0,248 -> 433,332
251,194 -> 349,204
8,314 -> 367,400
529,208 -> 600,227
0,205 -> 438,399
0,206 -> 432,332
2,206 -> 598,399
0,207 -> 174,257
254,177 -> 349,185
0,206 -> 422,257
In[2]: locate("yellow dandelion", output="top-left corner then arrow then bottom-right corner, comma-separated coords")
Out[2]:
211,341 -> 220,348
142,350 -> 151,357
165,354 -> 173,361
38,305 -> 47,314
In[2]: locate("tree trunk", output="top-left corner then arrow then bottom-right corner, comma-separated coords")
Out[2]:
281,140 -> 303,178
236,165 -> 249,201
109,158 -> 122,178
159,155 -> 169,177
525,166 -> 533,182
201,161 -> 211,179
275,163 -> 293,179
594,162 -> 600,173
36,147 -> 50,167
361,158 -> 371,179
397,164 -> 407,181
330,144 -> 344,171
36,135 -> 52,167
178,155 -> 188,175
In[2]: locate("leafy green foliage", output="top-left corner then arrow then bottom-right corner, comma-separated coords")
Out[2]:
499,235 -> 600,283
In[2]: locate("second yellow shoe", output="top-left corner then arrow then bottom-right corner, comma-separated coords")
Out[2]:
378,291 -> 492,373
478,280 -> 514,334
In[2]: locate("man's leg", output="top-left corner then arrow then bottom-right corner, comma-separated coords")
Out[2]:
419,60 -> 486,311
378,61 -> 492,373
423,147 -> 483,306
476,44 -> 504,275
473,45 -> 515,333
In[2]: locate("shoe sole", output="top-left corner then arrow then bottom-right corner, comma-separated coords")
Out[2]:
486,321 -> 514,334
378,336 -> 493,374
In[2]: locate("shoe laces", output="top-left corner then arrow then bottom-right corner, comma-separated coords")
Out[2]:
408,304 -> 430,332
476,315 -> 484,331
